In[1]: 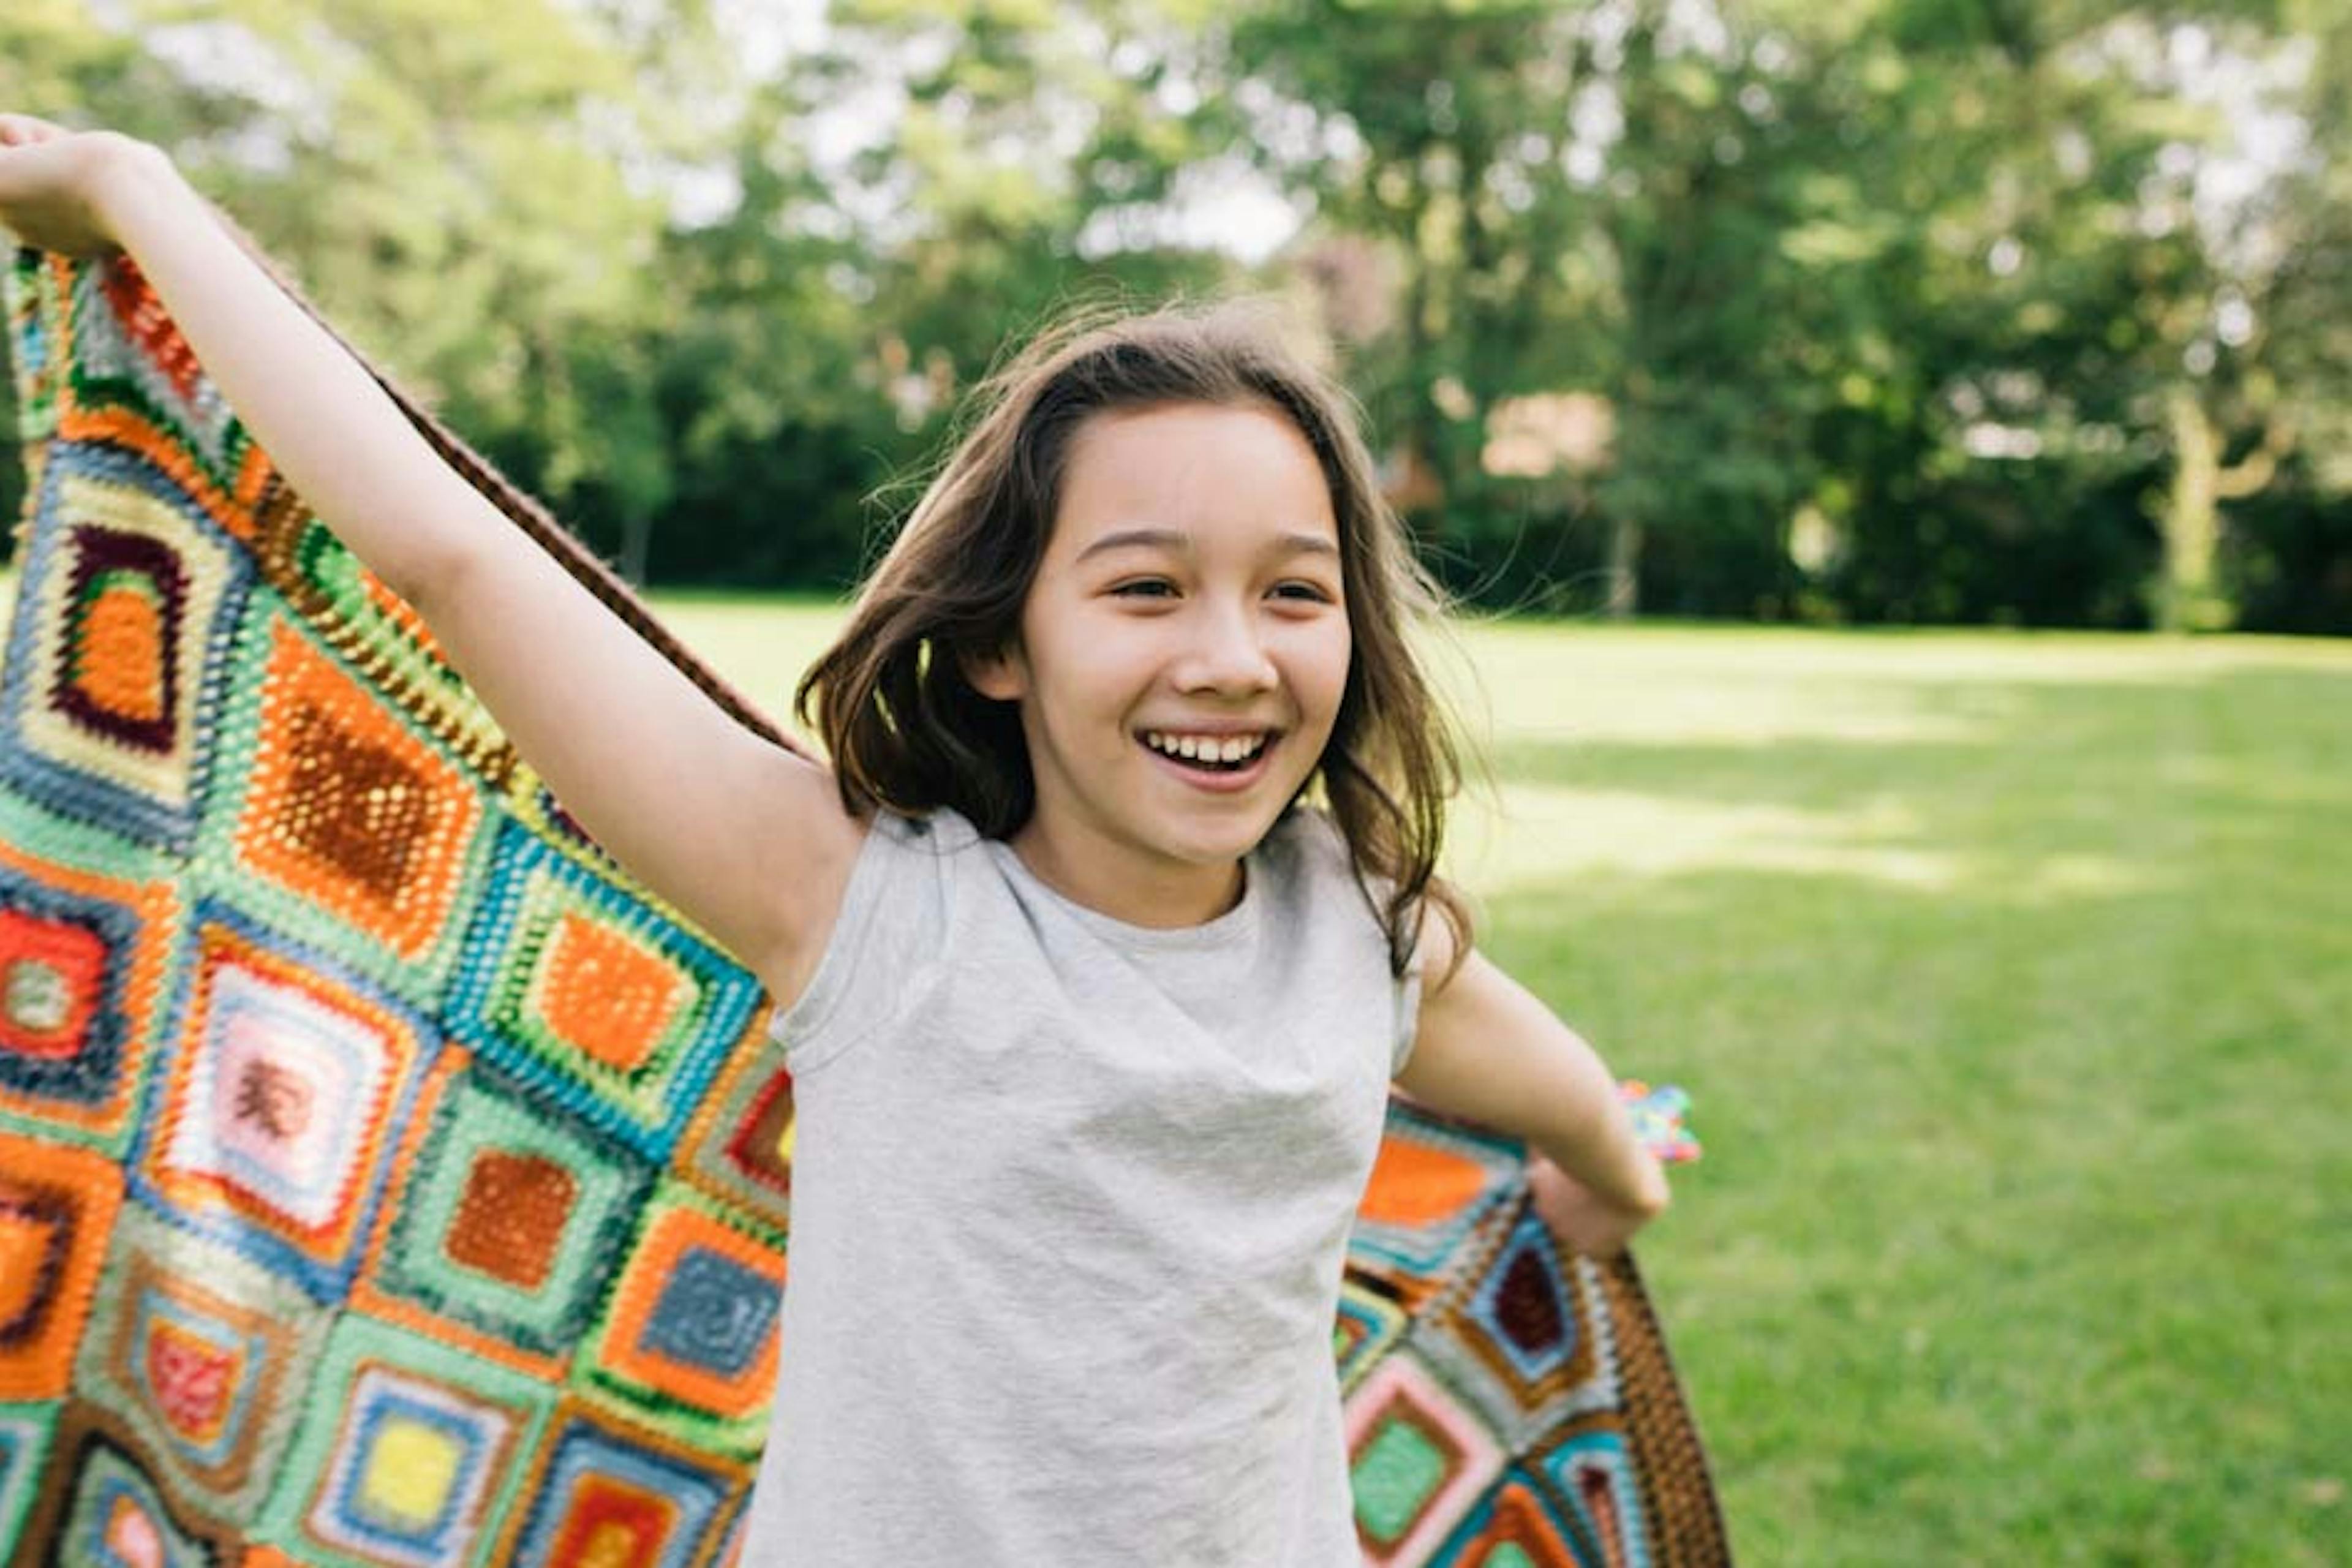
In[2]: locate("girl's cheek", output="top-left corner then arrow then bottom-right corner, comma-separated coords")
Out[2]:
1302,625 -> 1354,688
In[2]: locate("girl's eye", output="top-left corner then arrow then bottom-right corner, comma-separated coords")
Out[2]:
1108,579 -> 1335,603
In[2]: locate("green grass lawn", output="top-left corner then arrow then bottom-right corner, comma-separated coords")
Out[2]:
4,554 -> 2343,1562
649,594 -> 2351,1566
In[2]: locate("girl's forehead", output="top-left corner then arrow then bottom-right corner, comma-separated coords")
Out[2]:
1051,404 -> 1340,557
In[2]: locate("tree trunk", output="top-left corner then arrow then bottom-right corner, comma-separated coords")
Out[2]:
620,509 -> 652,588
2154,388 -> 2291,633
2155,386 -> 2231,633
1606,513 -> 1643,619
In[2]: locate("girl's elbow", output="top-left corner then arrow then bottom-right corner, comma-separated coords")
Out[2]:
385,508 -> 499,622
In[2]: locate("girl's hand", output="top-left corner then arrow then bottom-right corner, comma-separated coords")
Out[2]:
0,113 -> 167,257
1527,1151 -> 1668,1259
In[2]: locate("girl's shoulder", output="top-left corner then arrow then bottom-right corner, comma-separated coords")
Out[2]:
867,801 -> 986,857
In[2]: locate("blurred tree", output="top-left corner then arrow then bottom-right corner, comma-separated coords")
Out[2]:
2139,1 -> 2352,630
817,1 -> 1240,407
2,0 -> 691,578
676,0 -> 1242,586
187,0 -> 690,581
1222,1 -> 1897,619
3,0 -> 2345,629
1218,3 -> 1607,606
1791,0 -> 2201,627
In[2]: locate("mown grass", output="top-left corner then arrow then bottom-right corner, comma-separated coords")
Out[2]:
6,555 -> 2342,1562
649,596 -> 2351,1566
1439,624 -> 2349,1566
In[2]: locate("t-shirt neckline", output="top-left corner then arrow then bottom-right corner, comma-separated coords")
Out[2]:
984,835 -> 1267,954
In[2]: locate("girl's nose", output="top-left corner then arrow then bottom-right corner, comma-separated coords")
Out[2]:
1175,601 -> 1278,693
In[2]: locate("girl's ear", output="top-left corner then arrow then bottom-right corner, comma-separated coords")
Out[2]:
960,640 -> 1027,702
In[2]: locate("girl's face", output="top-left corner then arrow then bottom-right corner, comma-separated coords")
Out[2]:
966,400 -> 1353,925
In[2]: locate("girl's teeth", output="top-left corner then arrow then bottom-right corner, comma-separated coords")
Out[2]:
1144,731 -> 1266,766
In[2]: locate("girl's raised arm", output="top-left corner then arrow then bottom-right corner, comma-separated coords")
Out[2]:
0,119 -> 864,1000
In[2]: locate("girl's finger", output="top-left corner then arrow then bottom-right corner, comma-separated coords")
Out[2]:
0,115 -> 69,147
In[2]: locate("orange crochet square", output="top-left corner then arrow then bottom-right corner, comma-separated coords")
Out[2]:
533,913 -> 692,1073
1357,1136 -> 1493,1229
0,1130 -> 124,1398
592,1202 -> 782,1420
235,622 -> 481,962
66,565 -> 170,726
0,907 -> 107,1061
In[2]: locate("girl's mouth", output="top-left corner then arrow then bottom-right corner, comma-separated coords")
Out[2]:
1136,729 -> 1278,791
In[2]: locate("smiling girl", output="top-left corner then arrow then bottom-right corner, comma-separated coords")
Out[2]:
0,116 -> 1670,1566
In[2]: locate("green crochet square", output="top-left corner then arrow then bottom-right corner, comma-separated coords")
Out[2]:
371,1068 -> 653,1355
253,1311 -> 554,1568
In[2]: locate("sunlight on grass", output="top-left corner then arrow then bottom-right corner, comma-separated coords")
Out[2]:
1455,785 -> 1985,893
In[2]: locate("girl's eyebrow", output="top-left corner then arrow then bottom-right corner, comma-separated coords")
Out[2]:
1075,527 -> 1340,563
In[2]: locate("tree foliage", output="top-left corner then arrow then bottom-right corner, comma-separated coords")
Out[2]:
3,0 -> 2346,633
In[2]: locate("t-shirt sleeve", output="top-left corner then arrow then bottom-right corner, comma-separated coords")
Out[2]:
766,810 -> 952,1072
1391,919 -> 1429,1076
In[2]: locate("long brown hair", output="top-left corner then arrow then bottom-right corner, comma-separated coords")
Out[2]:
795,300 -> 1474,984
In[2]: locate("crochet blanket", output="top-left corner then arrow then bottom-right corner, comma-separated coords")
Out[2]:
0,244 -> 1728,1567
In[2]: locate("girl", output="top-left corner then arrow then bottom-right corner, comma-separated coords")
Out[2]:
0,116 -> 1670,1565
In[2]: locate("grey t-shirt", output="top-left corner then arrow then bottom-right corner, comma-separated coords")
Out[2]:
736,803 -> 1423,1567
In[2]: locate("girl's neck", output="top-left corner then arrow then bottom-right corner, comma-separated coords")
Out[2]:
1006,818 -> 1247,930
